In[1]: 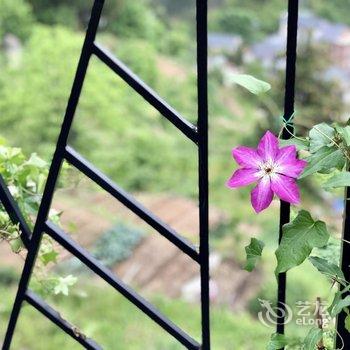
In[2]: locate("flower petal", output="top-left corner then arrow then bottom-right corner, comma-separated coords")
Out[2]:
250,176 -> 274,213
276,145 -> 297,163
257,131 -> 279,161
232,146 -> 262,168
275,145 -> 308,178
277,159 -> 308,178
227,168 -> 259,188
271,174 -> 300,204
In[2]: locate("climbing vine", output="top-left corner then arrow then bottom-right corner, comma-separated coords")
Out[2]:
0,138 -> 76,297
227,74 -> 350,349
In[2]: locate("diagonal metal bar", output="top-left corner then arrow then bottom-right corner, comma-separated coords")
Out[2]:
0,175 -> 31,249
1,2 -> 104,349
276,0 -> 299,341
64,145 -> 200,263
92,43 -> 198,144
44,221 -> 201,350
24,290 -> 103,350
2,0 -> 210,349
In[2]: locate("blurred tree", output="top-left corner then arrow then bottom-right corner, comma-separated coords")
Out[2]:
210,0 -> 285,41
107,0 -> 164,43
27,0 -> 164,45
259,42 -> 344,134
117,39 -> 158,87
0,0 -> 34,43
153,0 -> 195,18
307,0 -> 350,26
209,8 -> 256,43
0,25 -> 197,196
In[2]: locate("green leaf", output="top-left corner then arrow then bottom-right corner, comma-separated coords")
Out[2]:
303,327 -> 322,350
54,275 -> 77,296
309,123 -> 335,153
336,125 -> 350,147
330,295 -> 350,316
323,172 -> 350,189
275,210 -> 329,275
226,73 -> 271,95
345,313 -> 350,333
26,153 -> 47,168
244,238 -> 265,272
308,256 -> 345,284
300,147 -> 344,178
10,238 -> 23,253
328,291 -> 342,317
279,137 -> 310,151
266,333 -> 288,350
40,250 -> 59,266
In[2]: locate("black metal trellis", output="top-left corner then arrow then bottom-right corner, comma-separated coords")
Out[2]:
2,0 -> 350,349
1,0 -> 209,349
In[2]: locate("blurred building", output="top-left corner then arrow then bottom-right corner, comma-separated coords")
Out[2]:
246,11 -> 350,70
244,11 -> 350,105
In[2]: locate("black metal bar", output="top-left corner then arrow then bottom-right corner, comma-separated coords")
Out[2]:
92,43 -> 198,144
276,0 -> 299,340
44,221 -> 200,350
1,2 -> 104,349
24,290 -> 102,350
2,0 -> 211,349
336,186 -> 350,347
0,175 -> 31,249
196,1 -> 210,349
64,146 -> 200,263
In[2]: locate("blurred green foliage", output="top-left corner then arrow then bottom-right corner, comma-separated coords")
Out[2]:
0,0 -> 34,42
209,8 -> 257,43
0,25 -> 198,196
308,0 -> 350,26
0,284 -> 270,349
209,0 -> 285,42
0,1 -> 347,347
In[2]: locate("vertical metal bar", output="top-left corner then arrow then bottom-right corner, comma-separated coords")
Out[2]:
1,2 -> 104,349
196,0 -> 210,349
276,0 -> 299,340
336,186 -> 350,347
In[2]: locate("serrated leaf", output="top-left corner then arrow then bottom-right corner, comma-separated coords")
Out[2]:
226,73 -> 271,95
41,250 -> 59,266
266,333 -> 288,350
309,123 -> 335,153
54,275 -> 77,296
244,238 -> 265,272
275,210 -> 329,275
303,327 -> 322,350
308,256 -> 345,285
323,172 -> 350,189
279,137 -> 310,151
300,147 -> 344,178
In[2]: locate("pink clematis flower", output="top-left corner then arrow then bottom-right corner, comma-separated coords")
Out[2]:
226,131 -> 307,213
